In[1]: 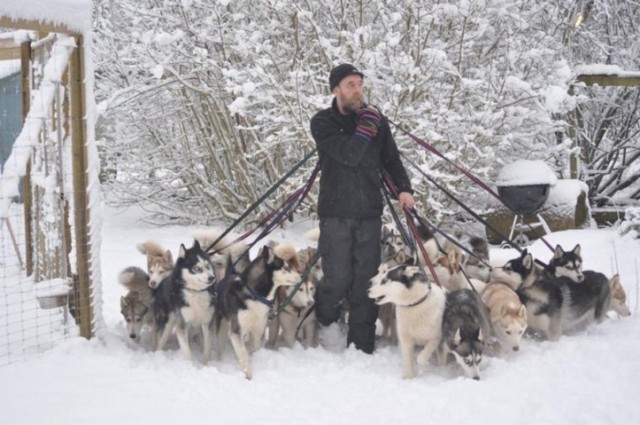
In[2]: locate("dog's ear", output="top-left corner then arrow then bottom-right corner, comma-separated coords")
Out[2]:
453,328 -> 462,346
120,296 -> 128,310
178,243 -> 187,259
518,304 -> 527,319
477,327 -> 484,342
164,249 -> 173,264
572,244 -> 581,256
522,253 -> 533,270
553,244 -> 565,259
262,245 -> 275,263
193,239 -> 202,251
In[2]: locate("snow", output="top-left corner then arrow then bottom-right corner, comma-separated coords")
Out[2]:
545,179 -> 589,207
0,0 -> 92,34
574,64 -> 640,78
1,205 -> 640,425
495,160 -> 558,187
0,35 -> 75,217
2,2 -> 640,423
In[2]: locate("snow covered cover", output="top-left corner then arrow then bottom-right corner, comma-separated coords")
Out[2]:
544,179 -> 589,208
495,159 -> 558,187
574,64 -> 640,78
0,0 -> 92,34
1,205 -> 639,425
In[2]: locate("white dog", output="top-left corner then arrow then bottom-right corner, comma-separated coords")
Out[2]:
368,262 -> 446,379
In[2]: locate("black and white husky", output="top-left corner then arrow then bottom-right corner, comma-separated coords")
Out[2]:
215,244 -> 301,380
152,240 -> 217,362
368,261 -> 446,379
508,247 -> 612,341
543,244 -> 584,282
440,289 -> 492,380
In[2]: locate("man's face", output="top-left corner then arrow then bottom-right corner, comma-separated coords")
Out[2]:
334,74 -> 364,114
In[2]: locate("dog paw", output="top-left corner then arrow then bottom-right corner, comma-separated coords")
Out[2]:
402,369 -> 417,379
243,368 -> 253,380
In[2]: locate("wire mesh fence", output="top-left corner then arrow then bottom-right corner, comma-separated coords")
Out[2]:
0,31 -> 100,366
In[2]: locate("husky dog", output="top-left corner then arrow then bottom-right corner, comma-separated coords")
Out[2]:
215,244 -> 301,380
508,248 -> 612,341
152,240 -> 217,362
381,223 -> 414,265
440,289 -> 492,380
432,251 -> 487,294
544,245 -> 628,318
368,262 -> 446,379
609,274 -> 631,316
267,281 -> 316,348
490,249 -> 537,292
543,244 -> 584,282
119,266 -> 153,342
136,241 -> 174,289
378,223 -> 415,344
462,236 -> 492,283
481,282 -> 527,352
193,228 -> 251,280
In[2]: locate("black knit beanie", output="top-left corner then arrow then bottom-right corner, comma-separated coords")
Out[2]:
329,63 -> 364,91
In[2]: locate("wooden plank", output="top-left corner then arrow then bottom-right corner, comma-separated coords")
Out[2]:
0,38 -> 19,48
0,47 -> 20,60
21,41 -> 34,277
576,74 -> 640,87
0,16 -> 76,35
68,34 -> 93,339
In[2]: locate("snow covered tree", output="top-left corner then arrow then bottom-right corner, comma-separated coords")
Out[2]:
92,0 -> 639,226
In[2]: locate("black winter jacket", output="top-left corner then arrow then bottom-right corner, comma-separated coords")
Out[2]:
310,99 -> 413,219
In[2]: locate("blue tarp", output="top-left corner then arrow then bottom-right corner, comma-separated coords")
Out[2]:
0,71 -> 23,198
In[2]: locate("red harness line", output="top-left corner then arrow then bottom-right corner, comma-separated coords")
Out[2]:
389,119 -> 554,253
382,172 -> 442,287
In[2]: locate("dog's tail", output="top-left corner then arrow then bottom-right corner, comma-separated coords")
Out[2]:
118,266 -> 150,292
273,243 -> 301,272
137,240 -> 169,258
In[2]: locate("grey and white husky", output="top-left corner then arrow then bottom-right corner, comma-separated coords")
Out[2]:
152,240 -> 217,362
215,244 -> 301,380
440,289 -> 492,380
461,236 -> 492,283
368,262 -> 446,379
119,266 -> 153,342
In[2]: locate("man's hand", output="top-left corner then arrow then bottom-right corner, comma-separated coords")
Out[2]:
354,105 -> 382,141
398,192 -> 415,210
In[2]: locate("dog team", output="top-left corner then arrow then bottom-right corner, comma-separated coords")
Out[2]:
118,224 -> 631,380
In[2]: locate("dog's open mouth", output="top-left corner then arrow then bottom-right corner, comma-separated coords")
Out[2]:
374,296 -> 386,304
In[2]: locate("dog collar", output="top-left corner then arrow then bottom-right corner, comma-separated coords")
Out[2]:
248,285 -> 274,309
184,281 -> 216,293
402,293 -> 429,308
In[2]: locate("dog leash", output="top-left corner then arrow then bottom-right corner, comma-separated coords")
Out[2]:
269,249 -> 321,320
390,119 -> 554,253
381,172 -> 442,287
203,149 -> 318,254
398,152 -> 526,256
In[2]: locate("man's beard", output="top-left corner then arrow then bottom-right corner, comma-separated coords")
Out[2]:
340,93 -> 363,114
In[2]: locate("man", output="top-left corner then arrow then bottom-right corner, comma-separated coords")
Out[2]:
310,63 -> 415,353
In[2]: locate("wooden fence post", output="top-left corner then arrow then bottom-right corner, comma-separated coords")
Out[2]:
69,34 -> 93,339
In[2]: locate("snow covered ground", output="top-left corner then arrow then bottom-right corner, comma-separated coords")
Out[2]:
1,204 -> 640,425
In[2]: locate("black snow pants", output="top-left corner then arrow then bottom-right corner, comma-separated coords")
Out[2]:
315,216 -> 381,354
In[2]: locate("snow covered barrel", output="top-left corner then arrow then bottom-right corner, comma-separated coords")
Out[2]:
496,160 -> 557,215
